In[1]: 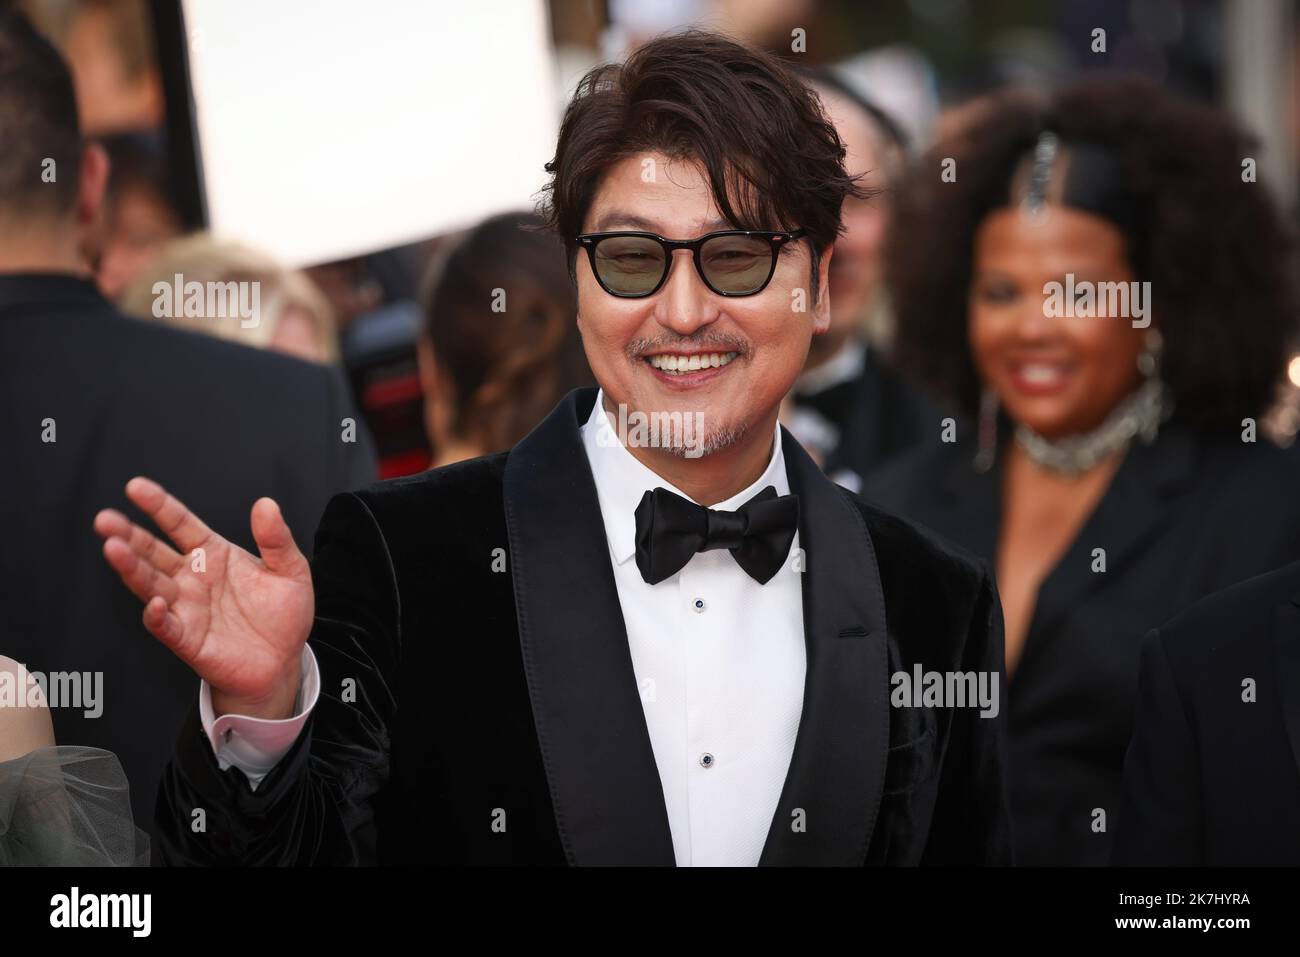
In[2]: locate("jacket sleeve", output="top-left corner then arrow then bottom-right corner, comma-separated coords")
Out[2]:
154,490 -> 400,865
921,561 -> 1015,865
1110,628 -> 1204,865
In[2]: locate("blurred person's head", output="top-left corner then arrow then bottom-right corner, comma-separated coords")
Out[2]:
887,78 -> 1296,443
803,69 -> 907,370
95,132 -> 182,299
418,212 -> 593,465
61,0 -> 163,136
118,234 -> 339,364
540,30 -> 866,477
0,9 -> 109,275
608,0 -> 815,54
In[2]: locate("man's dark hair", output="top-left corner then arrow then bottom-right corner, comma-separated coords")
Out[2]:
540,30 -> 869,298
0,9 -> 82,219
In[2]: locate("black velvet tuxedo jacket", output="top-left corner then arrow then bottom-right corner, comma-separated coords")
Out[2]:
157,388 -> 1013,866
1113,559 -> 1300,865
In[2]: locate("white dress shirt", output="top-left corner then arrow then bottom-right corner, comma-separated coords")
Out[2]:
201,390 -> 807,866
580,391 -> 806,865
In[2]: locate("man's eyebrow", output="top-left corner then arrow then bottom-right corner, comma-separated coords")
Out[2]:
588,211 -> 734,235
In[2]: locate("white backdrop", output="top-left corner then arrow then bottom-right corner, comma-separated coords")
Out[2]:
182,0 -> 559,266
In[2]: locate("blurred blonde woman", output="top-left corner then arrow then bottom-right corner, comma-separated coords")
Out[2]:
119,233 -> 339,364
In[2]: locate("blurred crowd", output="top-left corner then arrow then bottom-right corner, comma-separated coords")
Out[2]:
4,0 -> 1300,866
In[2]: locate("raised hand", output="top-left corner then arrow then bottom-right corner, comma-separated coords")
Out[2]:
94,477 -> 314,720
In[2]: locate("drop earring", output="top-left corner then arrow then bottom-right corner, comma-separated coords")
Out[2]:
1137,329 -> 1163,378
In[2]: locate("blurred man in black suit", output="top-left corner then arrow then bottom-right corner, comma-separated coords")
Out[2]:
0,11 -> 375,853
1113,559 -> 1300,865
785,69 -> 939,492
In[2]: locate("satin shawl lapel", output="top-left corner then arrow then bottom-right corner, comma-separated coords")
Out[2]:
759,429 -> 891,865
503,388 -> 675,865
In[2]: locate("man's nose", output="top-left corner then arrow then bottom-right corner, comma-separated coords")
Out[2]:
654,249 -> 721,335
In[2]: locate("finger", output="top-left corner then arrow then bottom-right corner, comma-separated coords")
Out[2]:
142,596 -> 186,652
94,508 -> 185,575
102,536 -> 181,607
250,498 -> 308,578
125,477 -> 216,554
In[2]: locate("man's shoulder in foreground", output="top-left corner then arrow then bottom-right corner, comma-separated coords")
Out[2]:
350,451 -> 509,514
848,488 -> 993,593
7,283 -> 356,421
317,451 -> 510,556
843,488 -> 1000,669
105,303 -> 344,393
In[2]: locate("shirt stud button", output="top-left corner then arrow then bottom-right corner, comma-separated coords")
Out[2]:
700,752 -> 715,769
693,598 -> 705,613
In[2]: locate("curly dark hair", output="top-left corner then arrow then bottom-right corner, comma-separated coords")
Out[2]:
886,77 -> 1298,430
539,30 -> 870,300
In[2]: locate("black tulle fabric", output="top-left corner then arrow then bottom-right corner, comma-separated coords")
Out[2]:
0,746 -> 150,866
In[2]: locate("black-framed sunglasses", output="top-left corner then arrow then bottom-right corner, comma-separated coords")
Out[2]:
576,228 -> 808,298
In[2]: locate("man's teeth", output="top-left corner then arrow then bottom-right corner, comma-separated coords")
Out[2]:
647,352 -> 739,374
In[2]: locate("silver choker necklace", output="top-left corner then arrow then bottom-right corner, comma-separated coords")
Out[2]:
1014,377 -> 1169,476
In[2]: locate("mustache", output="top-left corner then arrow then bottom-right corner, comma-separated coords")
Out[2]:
625,331 -> 751,360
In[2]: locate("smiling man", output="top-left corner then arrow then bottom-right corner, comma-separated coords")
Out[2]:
96,31 -> 1011,866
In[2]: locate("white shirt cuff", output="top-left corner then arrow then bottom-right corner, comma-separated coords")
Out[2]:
198,645 -> 319,791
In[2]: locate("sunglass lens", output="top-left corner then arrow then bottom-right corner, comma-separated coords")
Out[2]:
700,234 -> 774,294
593,236 -> 666,296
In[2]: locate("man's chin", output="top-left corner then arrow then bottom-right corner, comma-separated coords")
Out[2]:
667,421 -> 749,460
604,393 -> 750,461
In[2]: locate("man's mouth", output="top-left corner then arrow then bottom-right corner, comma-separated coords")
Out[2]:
644,351 -> 739,376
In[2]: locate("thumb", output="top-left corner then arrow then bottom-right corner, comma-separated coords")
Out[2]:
250,498 -> 307,577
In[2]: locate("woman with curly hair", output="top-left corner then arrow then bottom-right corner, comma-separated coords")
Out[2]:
869,78 -> 1300,866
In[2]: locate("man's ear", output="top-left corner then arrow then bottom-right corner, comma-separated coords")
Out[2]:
75,142 -> 110,230
812,243 -> 834,335
73,143 -> 110,272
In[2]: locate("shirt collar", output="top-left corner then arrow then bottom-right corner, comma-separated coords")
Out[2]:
794,338 -> 866,396
579,388 -> 790,566
0,272 -> 104,315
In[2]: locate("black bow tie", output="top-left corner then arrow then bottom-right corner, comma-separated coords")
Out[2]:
633,485 -> 800,586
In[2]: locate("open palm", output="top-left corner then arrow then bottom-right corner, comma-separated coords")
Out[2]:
94,477 -> 313,718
